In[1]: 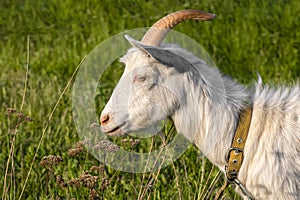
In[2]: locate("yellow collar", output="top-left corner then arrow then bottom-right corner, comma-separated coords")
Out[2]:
215,107 -> 255,200
226,107 -> 253,181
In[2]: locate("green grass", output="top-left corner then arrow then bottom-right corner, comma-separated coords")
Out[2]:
0,0 -> 299,199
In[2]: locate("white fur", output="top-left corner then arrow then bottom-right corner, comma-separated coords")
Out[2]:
100,38 -> 300,199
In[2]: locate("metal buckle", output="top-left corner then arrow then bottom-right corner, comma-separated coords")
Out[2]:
226,147 -> 244,162
225,147 -> 245,182
225,166 -> 238,182
229,147 -> 244,153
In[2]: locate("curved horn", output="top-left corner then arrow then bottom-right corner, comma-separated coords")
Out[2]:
141,10 -> 216,46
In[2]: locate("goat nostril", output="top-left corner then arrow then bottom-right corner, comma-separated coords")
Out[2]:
100,114 -> 110,125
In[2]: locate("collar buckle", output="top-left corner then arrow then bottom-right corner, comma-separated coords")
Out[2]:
226,147 -> 244,162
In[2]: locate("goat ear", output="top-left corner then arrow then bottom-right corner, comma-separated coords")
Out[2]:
125,35 -> 191,73
125,35 -> 152,56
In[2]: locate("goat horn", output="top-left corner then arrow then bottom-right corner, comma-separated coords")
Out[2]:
141,10 -> 216,46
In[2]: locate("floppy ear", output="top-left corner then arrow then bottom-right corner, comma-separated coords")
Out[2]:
125,35 -> 192,73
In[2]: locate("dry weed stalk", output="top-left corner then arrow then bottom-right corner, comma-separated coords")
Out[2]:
3,108 -> 33,200
39,155 -> 64,196
39,139 -> 115,199
19,55 -> 87,200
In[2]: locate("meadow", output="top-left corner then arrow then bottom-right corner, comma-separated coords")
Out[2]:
0,0 -> 299,199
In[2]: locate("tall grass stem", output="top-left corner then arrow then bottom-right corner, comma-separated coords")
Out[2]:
18,55 -> 87,200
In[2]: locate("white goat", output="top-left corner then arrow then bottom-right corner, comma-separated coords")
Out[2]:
100,10 -> 300,199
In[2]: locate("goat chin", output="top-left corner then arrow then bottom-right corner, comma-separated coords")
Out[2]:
102,128 -> 126,136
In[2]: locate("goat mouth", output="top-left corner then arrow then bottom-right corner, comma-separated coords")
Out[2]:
102,123 -> 126,136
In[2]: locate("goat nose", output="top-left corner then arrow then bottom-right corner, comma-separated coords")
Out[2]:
100,114 -> 110,125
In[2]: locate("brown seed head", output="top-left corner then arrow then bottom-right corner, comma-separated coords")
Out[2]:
100,177 -> 110,191
6,108 -> 16,117
90,123 -> 100,129
90,165 -> 104,173
25,116 -> 33,122
79,172 -> 98,189
68,178 -> 81,188
94,140 -> 119,152
68,148 -> 83,157
56,175 -> 67,189
39,155 -> 63,168
90,189 -> 100,200
16,112 -> 25,119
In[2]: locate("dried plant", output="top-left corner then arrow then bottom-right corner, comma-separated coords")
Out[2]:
6,108 -> 33,127
39,155 -> 63,170
99,177 -> 110,191
6,108 -> 16,117
94,140 -> 119,153
19,56 -> 87,200
68,148 -> 84,157
68,178 -> 81,188
56,175 -> 67,189
79,172 -> 98,189
89,189 -> 100,200
90,165 -> 104,173
90,123 -> 100,129
39,155 -> 64,196
121,138 -> 140,149
68,140 -> 89,157
3,108 -> 33,200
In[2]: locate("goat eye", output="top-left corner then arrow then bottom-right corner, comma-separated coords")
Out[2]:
133,75 -> 146,83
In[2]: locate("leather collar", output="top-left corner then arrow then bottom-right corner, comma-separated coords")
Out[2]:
226,106 -> 253,181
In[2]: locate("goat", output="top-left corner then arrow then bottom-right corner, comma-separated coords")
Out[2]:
100,10 -> 300,199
